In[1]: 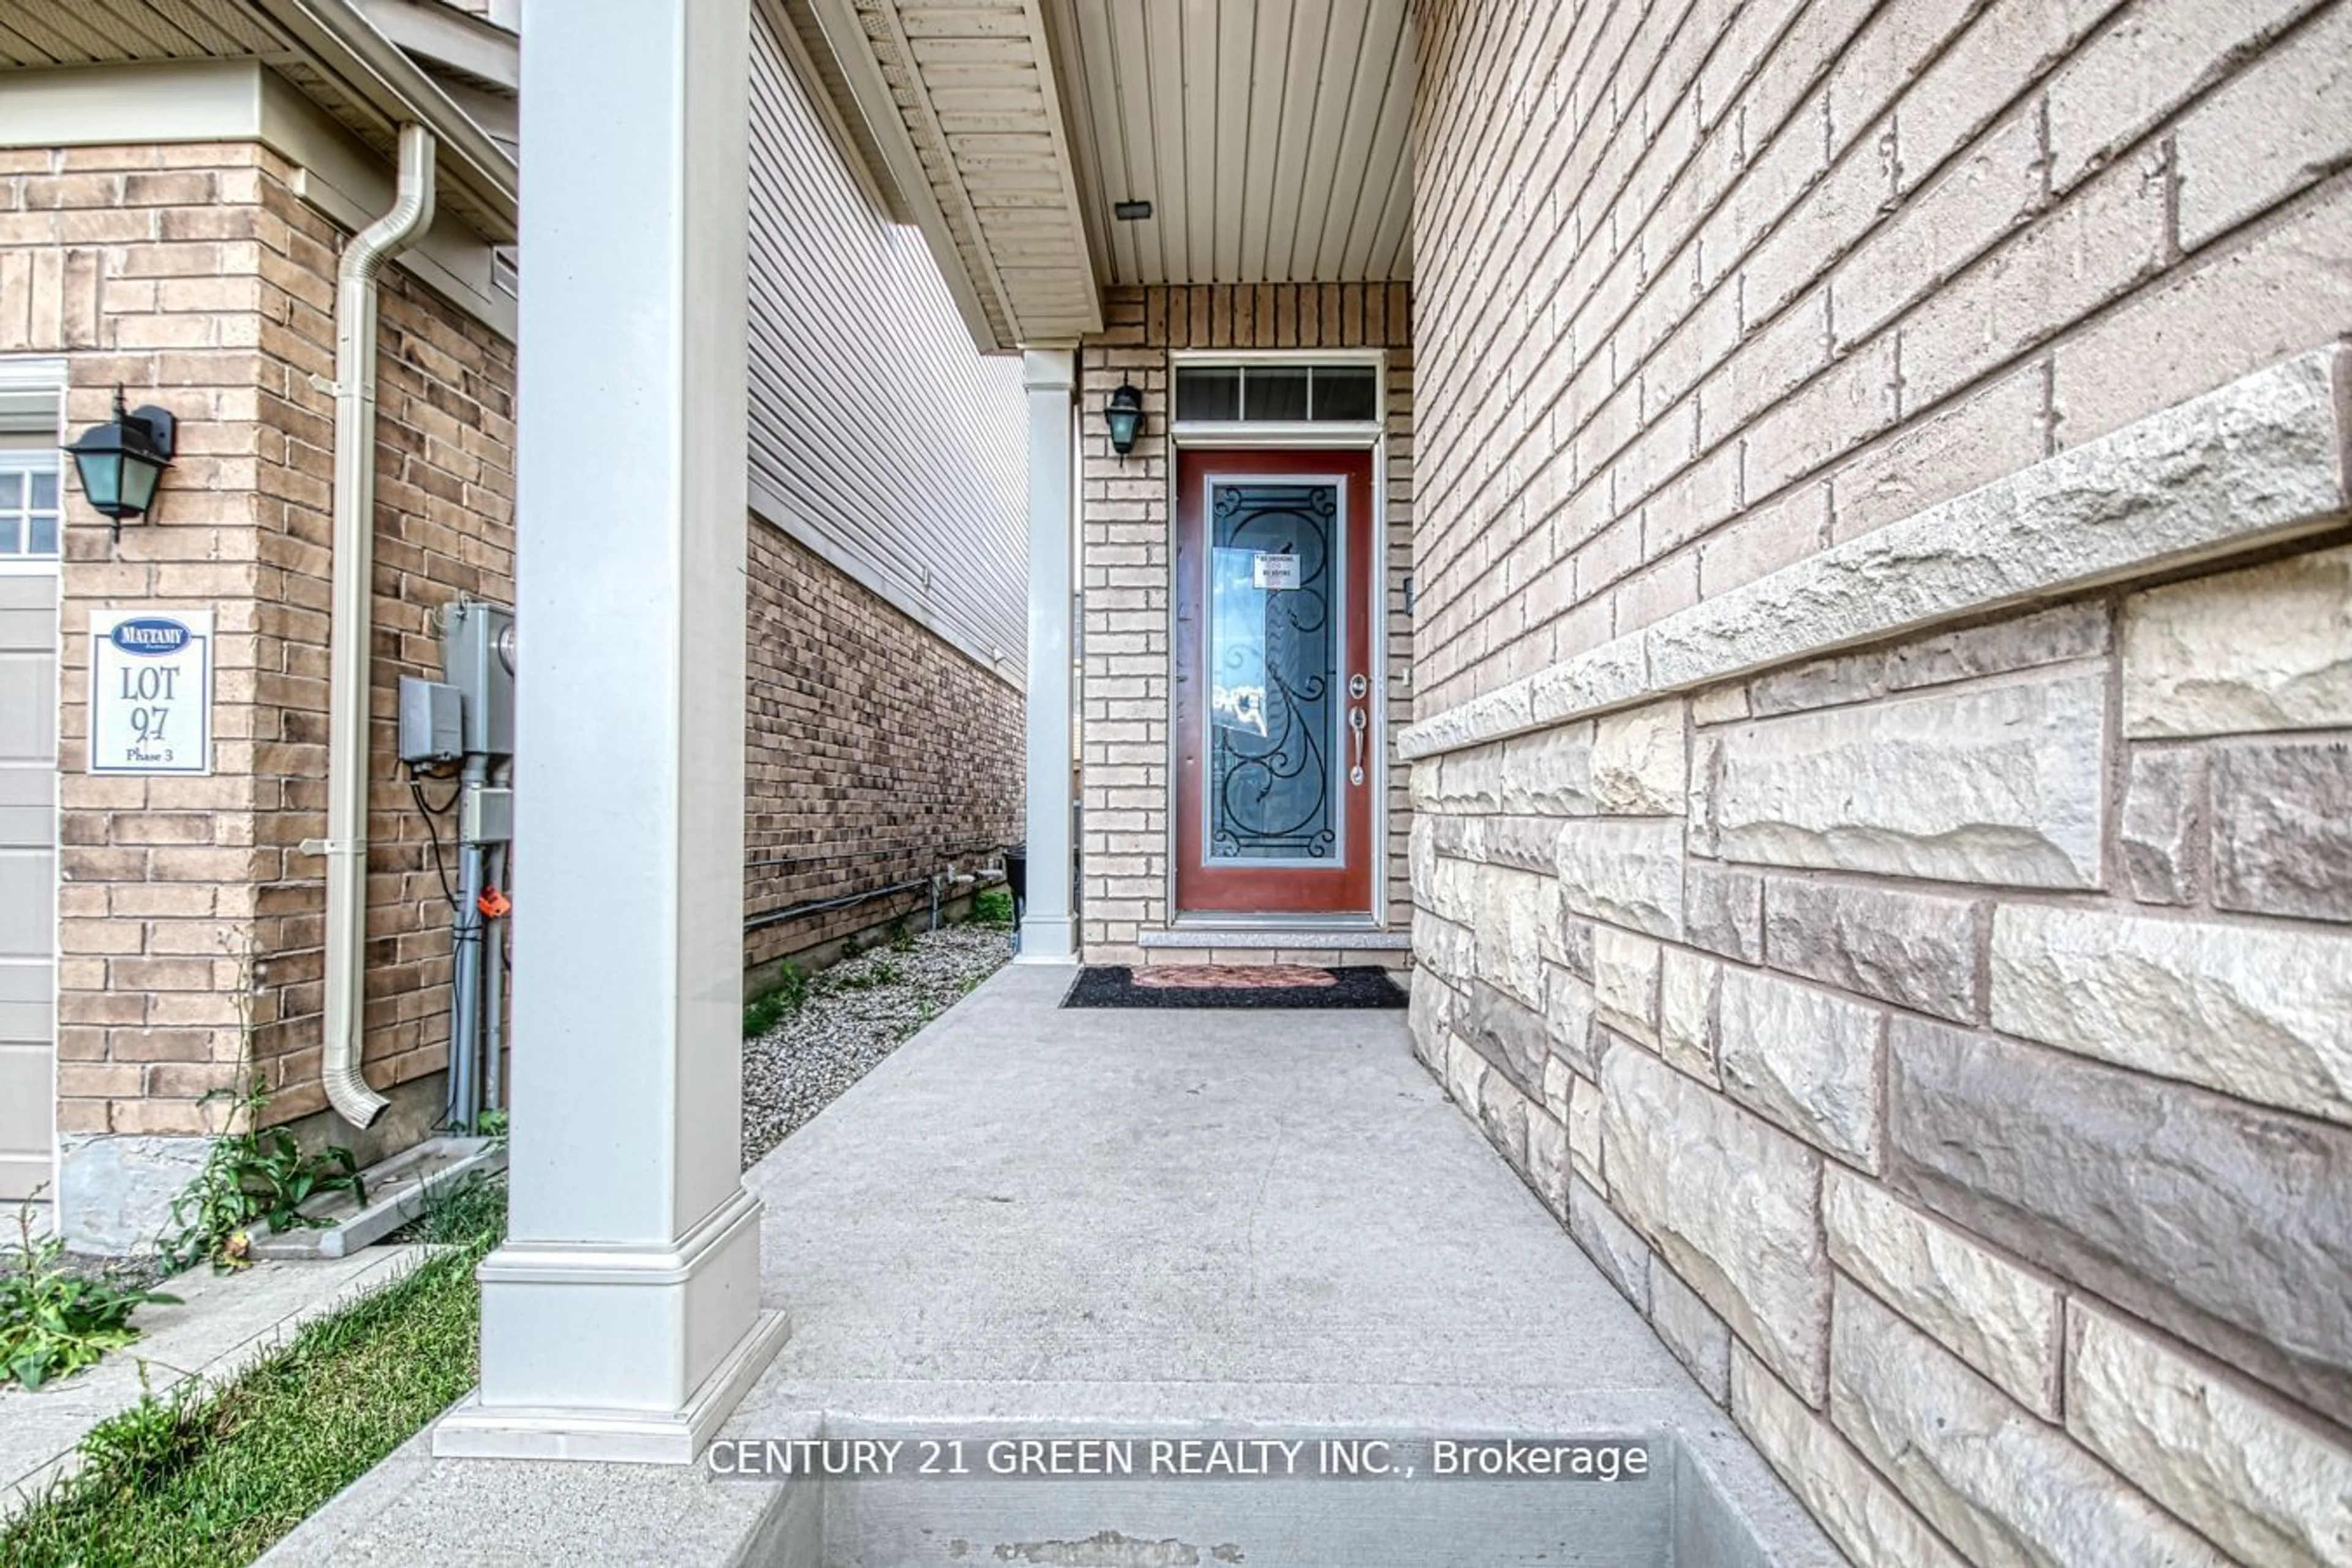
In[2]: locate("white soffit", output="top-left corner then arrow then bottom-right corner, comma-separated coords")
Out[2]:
796,1 -> 1414,349
804,0 -> 1106,350
1045,0 -> 1414,288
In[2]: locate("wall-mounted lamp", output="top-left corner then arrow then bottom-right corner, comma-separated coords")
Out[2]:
66,387 -> 175,542
1104,379 -> 1144,460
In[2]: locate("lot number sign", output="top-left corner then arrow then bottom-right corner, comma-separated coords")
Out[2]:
89,609 -> 213,775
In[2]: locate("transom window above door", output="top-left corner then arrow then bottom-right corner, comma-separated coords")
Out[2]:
1175,362 -> 1379,424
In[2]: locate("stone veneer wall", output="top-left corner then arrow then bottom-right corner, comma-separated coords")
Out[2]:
1077,282 -> 1415,964
741,518 -> 1023,974
1406,0 -> 2352,1560
1410,528 -> 2352,1562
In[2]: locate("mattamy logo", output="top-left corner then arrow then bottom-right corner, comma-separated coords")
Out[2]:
108,617 -> 193,655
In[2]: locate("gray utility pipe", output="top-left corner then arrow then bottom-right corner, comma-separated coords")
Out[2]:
481,834 -> 508,1114
445,753 -> 488,1129
321,124 -> 437,1129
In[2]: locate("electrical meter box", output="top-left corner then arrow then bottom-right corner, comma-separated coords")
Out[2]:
398,677 -> 463,765
441,600 -> 516,757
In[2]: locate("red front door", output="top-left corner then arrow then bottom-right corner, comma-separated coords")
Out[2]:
1173,448 -> 1376,916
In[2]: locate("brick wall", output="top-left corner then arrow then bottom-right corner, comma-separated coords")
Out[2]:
2,139 -> 516,1245
1412,0 -> 2352,718
1409,2 -> 2352,1559
28,141 -> 517,1138
1077,283 -> 1414,964
244,176 -> 519,1129
742,518 -> 1023,973
18,142 -> 284,1150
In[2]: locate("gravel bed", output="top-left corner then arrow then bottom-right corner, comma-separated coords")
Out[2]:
741,922 -> 1012,1166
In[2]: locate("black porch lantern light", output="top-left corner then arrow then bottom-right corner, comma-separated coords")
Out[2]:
67,387 -> 176,540
1103,379 -> 1144,459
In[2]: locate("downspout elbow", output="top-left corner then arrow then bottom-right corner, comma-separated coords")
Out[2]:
322,125 -> 437,1129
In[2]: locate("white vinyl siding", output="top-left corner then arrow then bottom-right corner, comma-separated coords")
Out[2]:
747,4 -> 1027,683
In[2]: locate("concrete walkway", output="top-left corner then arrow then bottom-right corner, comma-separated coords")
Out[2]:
265,967 -> 1833,1566
2,1246 -> 430,1519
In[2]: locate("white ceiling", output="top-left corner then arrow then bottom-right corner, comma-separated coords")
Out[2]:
1045,0 -> 1414,288
797,0 -> 1412,349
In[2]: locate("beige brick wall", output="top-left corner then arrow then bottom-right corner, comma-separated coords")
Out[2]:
742,519 -> 1023,973
3,141 -> 518,1139
1077,283 -> 1414,964
1412,0 -> 2352,718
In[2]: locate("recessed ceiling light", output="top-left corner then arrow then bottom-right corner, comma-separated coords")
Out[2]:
1114,199 -> 1153,221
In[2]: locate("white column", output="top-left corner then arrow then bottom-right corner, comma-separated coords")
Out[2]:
1017,349 -> 1079,963
434,0 -> 785,1464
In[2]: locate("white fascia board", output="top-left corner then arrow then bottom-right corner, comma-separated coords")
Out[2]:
0,61 -> 513,341
255,0 -> 517,237
350,0 -> 519,91
801,0 -> 1014,355
0,59 -> 266,146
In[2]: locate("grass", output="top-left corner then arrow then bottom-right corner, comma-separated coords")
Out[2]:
0,1176 -> 507,1568
743,959 -> 809,1038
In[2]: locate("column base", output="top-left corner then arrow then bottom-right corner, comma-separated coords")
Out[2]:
441,1186 -> 785,1463
433,1307 -> 788,1464
1014,914 -> 1077,963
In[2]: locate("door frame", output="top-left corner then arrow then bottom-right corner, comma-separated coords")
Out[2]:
1164,347 -> 1389,930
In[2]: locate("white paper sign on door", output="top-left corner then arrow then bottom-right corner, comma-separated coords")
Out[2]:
89,609 -> 213,776
1252,552 -> 1301,590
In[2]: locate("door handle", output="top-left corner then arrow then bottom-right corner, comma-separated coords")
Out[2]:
1349,705 -> 1367,786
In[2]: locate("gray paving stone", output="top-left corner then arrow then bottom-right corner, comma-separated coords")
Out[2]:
1686,862 -> 1765,963
2212,737 -> 2352,921
1887,1018 -> 2352,1425
2119,745 -> 2206,905
1763,878 -> 1980,1022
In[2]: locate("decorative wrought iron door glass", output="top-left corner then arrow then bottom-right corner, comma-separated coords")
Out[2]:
1204,480 -> 1345,864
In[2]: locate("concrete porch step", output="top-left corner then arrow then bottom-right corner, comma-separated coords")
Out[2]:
260,965 -> 1838,1566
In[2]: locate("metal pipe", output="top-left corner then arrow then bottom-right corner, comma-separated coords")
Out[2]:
741,876 -> 929,933
741,865 -> 1007,934
446,756 -> 488,1129
481,840 -> 507,1114
320,124 -> 436,1129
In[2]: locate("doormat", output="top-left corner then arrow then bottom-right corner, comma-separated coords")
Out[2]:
1062,964 -> 1408,1009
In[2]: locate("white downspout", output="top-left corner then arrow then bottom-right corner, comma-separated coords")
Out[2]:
320,124 -> 437,1128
